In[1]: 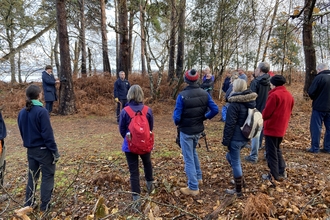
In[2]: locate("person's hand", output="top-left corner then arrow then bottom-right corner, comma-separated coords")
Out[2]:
115,98 -> 119,103
55,80 -> 60,83
52,151 -> 60,164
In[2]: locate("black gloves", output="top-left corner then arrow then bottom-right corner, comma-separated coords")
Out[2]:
52,151 -> 60,164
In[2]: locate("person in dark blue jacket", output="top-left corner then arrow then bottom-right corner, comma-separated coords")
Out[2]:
119,85 -> 154,204
173,69 -> 219,196
0,109 -> 7,185
18,84 -> 60,212
307,63 -> 330,153
222,79 -> 257,197
42,65 -> 59,115
114,71 -> 131,123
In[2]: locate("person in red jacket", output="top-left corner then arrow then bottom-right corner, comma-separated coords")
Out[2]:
262,75 -> 294,184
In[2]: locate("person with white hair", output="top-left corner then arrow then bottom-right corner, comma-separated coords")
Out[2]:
307,63 -> 330,153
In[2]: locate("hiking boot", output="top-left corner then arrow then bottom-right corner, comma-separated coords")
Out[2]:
146,181 -> 154,194
306,148 -> 319,153
320,149 -> 330,154
131,194 -> 141,212
180,187 -> 199,196
225,177 -> 243,197
198,179 -> 203,186
244,156 -> 257,163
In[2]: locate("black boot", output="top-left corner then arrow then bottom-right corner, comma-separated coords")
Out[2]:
225,176 -> 243,197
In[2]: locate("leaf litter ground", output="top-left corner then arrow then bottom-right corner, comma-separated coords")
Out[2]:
1,75 -> 330,219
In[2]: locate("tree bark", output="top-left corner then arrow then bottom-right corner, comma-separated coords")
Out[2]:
101,0 -> 111,75
175,0 -> 186,78
303,0 -> 317,97
118,0 -> 129,78
167,0 -> 176,82
128,8 -> 134,75
79,0 -> 87,77
56,0 -> 76,115
139,1 -> 147,76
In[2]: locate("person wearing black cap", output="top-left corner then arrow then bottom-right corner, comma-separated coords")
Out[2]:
261,75 -> 294,184
307,63 -> 330,154
173,69 -> 218,196
42,65 -> 60,115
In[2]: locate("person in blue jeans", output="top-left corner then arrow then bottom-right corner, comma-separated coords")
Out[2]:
307,63 -> 330,153
18,84 -> 60,213
173,69 -> 218,196
222,79 -> 257,196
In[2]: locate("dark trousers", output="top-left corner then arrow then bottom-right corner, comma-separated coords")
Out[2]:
125,152 -> 153,195
25,147 -> 56,211
265,136 -> 285,180
116,99 -> 128,122
310,110 -> 330,152
45,101 -> 54,113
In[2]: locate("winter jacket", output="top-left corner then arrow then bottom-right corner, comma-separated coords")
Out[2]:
222,77 -> 231,93
173,83 -> 219,135
262,86 -> 294,137
42,71 -> 57,102
17,105 -> 58,152
250,73 -> 270,112
119,101 -> 153,152
200,78 -> 214,91
222,90 -> 257,146
114,78 -> 130,100
308,70 -> 330,112
0,112 -> 6,140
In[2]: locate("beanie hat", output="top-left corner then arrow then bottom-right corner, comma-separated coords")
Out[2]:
184,69 -> 199,83
270,75 -> 286,86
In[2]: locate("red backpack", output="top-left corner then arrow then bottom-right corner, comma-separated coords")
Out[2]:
124,106 -> 154,154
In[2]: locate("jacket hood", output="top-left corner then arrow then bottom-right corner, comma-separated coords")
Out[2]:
257,73 -> 270,86
228,89 -> 257,109
319,70 -> 330,75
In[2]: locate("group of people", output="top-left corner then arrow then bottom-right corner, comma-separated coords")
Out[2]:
1,62 -> 330,214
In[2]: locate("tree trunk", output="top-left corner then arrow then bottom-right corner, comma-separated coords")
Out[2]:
18,51 -> 22,83
303,0 -> 317,97
115,0 -> 119,77
139,1 -> 147,76
175,0 -> 185,79
88,47 -> 92,74
56,0 -> 76,115
73,40 -> 80,78
101,0 -> 111,75
118,0 -> 129,78
128,9 -> 134,75
167,0 -> 176,82
54,27 -> 60,79
79,0 -> 87,77
262,0 -> 279,62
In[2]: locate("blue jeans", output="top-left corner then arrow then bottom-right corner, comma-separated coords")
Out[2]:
310,110 -> 330,152
226,141 -> 247,178
248,128 -> 262,160
180,132 -> 202,190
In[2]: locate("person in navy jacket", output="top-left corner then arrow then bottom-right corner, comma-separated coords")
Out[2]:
307,63 -> 330,153
0,109 -> 7,185
42,65 -> 59,115
18,84 -> 60,212
114,71 -> 131,123
118,85 -> 153,204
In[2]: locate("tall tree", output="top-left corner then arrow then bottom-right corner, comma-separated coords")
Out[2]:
79,0 -> 87,77
56,0 -> 76,115
302,0 -> 317,96
100,0 -> 111,74
167,0 -> 177,82
175,0 -> 186,78
139,0 -> 147,76
118,0 -> 129,77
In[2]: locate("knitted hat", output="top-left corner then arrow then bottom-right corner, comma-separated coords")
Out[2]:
184,69 -> 199,83
270,75 -> 286,86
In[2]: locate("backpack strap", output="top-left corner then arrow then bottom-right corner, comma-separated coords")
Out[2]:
124,105 -> 148,118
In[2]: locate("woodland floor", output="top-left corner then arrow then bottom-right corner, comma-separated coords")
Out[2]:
0,74 -> 330,220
